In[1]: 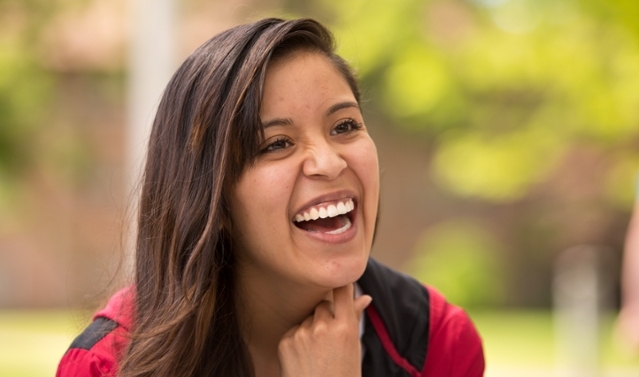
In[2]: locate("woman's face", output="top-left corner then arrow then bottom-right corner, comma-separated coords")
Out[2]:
230,51 -> 379,290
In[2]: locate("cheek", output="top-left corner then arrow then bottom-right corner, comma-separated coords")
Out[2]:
232,163 -> 297,227
355,141 -> 380,228
354,140 -> 380,194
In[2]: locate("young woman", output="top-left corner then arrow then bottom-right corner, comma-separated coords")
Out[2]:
57,18 -> 484,377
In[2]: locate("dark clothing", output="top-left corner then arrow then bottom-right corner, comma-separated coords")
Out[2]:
360,259 -> 484,376
57,259 -> 484,377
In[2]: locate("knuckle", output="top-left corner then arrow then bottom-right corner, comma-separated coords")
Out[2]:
293,328 -> 310,343
311,321 -> 329,336
278,341 -> 291,354
334,321 -> 357,339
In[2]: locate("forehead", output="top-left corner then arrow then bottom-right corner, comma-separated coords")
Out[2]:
260,52 -> 356,120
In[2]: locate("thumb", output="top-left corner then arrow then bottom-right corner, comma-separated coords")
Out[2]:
353,294 -> 372,318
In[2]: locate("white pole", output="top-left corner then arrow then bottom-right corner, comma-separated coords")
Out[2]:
553,245 -> 601,377
125,0 -> 176,276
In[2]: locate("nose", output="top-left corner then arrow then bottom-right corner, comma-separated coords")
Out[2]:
302,141 -> 347,180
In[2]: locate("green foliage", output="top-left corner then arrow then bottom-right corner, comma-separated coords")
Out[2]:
320,0 -> 420,76
383,43 -> 455,121
433,127 -> 563,200
0,42 -> 50,177
322,0 -> 639,204
409,220 -> 506,308
0,41 -> 51,214
0,1 -> 55,212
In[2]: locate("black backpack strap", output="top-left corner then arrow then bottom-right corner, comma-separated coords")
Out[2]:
68,317 -> 118,351
358,258 -> 430,377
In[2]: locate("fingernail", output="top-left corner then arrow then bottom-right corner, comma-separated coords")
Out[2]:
364,295 -> 373,307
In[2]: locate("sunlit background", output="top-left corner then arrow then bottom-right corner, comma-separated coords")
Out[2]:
1,0 -> 639,376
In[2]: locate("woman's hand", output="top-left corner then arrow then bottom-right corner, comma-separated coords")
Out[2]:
278,284 -> 372,377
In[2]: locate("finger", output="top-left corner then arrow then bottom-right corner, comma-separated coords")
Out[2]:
333,284 -> 355,319
299,315 -> 313,329
282,323 -> 300,339
313,300 -> 334,322
353,294 -> 373,318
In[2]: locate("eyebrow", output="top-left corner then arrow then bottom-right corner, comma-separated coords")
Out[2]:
325,101 -> 360,117
261,117 -> 293,129
261,101 -> 360,129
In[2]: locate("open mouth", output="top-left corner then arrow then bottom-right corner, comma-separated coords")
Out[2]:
293,198 -> 355,235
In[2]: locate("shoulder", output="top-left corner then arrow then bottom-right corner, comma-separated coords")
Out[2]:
358,258 -> 484,377
56,287 -> 134,377
422,286 -> 485,377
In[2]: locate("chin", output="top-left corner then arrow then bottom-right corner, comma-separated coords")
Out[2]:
316,252 -> 369,289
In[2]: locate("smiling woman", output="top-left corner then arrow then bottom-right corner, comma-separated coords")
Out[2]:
232,52 -> 379,294
56,18 -> 484,377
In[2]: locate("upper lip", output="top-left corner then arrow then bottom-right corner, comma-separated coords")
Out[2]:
292,189 -> 357,220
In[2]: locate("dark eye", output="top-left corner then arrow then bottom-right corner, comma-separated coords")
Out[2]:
261,137 -> 293,154
331,118 -> 363,135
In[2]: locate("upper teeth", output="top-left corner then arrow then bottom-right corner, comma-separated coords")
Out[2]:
294,199 -> 354,222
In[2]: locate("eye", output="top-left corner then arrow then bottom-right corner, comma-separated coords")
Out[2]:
261,136 -> 293,154
331,118 -> 363,136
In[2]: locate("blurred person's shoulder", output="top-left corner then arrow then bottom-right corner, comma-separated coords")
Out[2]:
359,258 -> 485,377
56,287 -> 133,377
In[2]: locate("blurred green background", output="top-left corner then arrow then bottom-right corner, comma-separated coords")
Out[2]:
2,0 -> 639,375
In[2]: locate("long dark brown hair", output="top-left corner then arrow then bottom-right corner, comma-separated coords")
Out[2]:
118,18 -> 361,377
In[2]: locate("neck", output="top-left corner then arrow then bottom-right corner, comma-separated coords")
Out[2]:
236,269 -> 333,375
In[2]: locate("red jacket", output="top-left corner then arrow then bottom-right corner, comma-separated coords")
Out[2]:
57,259 -> 484,377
